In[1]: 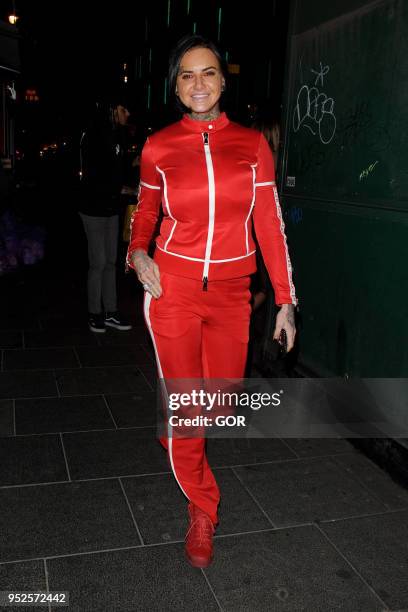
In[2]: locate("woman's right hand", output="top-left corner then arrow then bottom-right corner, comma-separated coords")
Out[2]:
131,249 -> 162,298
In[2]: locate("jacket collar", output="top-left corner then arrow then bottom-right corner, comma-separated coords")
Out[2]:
180,111 -> 229,133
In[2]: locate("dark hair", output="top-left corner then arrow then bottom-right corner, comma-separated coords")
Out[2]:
91,83 -> 132,118
168,34 -> 228,114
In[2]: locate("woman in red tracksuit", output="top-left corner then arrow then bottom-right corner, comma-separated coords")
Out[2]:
127,35 -> 297,568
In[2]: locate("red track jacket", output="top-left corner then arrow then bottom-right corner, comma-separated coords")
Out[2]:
127,112 -> 297,305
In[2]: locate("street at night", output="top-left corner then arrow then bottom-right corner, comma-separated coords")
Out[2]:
1,1 -> 408,611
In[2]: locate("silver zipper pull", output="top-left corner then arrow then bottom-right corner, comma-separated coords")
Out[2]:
203,132 -> 209,145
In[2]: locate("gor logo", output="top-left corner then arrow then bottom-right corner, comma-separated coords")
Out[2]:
286,176 -> 296,187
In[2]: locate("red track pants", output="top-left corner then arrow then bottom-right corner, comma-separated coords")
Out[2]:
144,271 -> 251,525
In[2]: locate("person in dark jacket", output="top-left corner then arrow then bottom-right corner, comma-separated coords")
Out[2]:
79,98 -> 132,332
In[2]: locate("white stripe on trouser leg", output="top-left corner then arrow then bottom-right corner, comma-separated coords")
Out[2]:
143,291 -> 190,500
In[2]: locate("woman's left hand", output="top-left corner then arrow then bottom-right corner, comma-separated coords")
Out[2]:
273,304 -> 296,352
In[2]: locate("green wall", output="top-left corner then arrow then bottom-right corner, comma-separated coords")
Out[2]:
281,0 -> 408,376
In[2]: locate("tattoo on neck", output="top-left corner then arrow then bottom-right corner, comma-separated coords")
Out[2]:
190,110 -> 221,121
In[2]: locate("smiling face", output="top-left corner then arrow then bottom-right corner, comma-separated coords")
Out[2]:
176,46 -> 225,117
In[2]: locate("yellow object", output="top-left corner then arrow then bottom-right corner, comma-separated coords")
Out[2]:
123,204 -> 137,242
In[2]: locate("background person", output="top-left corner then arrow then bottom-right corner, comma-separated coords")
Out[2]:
246,113 -> 283,374
126,35 -> 297,568
78,97 -> 133,333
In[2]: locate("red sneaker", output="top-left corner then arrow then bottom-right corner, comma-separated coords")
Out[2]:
185,503 -> 215,568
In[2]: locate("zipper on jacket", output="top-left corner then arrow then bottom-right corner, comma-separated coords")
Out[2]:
202,131 -> 215,291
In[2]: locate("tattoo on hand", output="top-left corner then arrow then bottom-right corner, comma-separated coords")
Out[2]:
287,310 -> 295,326
281,304 -> 295,327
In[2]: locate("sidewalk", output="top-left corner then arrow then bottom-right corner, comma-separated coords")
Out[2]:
0,262 -> 408,612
